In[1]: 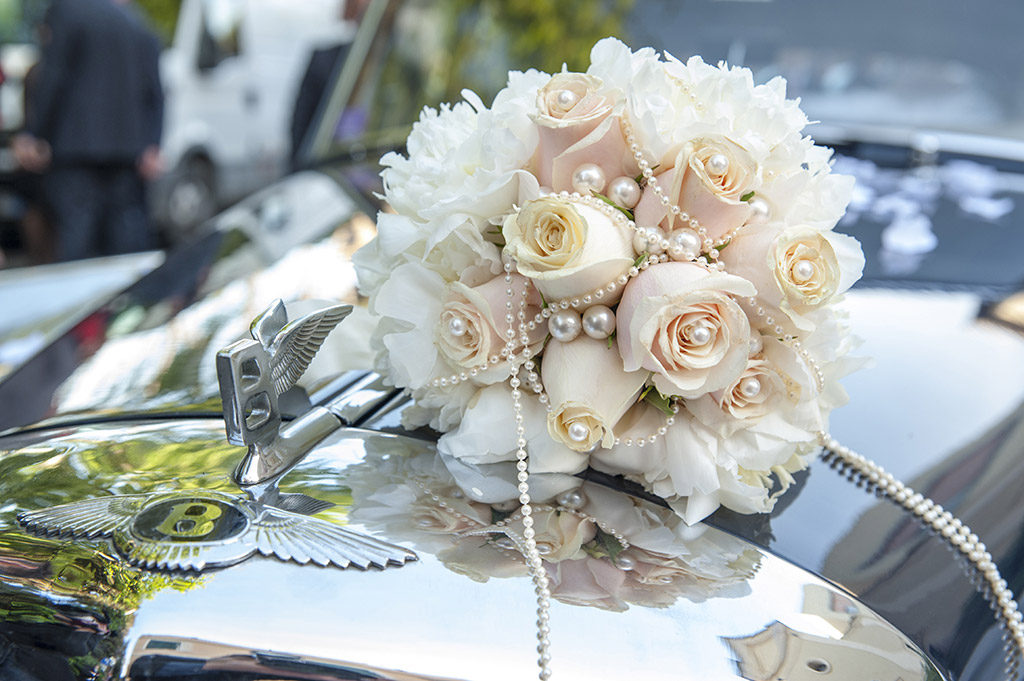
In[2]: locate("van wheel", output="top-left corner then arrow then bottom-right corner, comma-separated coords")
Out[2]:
163,160 -> 217,243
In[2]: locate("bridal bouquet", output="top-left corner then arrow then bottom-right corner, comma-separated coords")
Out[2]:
354,38 -> 864,524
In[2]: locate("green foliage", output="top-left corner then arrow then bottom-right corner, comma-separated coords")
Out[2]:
135,0 -> 183,46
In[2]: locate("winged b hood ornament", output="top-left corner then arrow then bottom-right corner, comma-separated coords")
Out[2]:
17,299 -> 417,573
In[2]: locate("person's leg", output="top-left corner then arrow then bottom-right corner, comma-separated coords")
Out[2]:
102,165 -> 155,255
47,166 -> 102,261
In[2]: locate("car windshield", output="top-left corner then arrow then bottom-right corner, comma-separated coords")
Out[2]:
313,0 -> 1024,163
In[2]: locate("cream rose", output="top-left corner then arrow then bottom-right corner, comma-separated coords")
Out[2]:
502,196 -> 633,303
435,273 -> 544,370
634,136 -> 758,240
533,73 -> 631,191
713,357 -> 785,421
720,224 -> 864,327
616,262 -> 756,398
543,335 -> 649,452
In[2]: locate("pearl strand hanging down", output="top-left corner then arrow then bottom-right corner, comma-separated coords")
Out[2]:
502,259 -> 554,681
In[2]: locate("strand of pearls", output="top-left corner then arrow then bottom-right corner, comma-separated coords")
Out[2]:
490,505 -> 631,555
613,402 -> 680,447
818,432 -> 1024,669
744,296 -> 826,392
503,258 -> 554,681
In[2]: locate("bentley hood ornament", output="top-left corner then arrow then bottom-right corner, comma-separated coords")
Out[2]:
218,299 -> 352,485
17,298 -> 418,573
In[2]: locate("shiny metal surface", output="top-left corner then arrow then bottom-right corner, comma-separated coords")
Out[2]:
0,417 -> 942,680
217,298 -> 352,484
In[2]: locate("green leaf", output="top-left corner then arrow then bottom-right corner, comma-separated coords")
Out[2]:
741,190 -> 756,202
606,330 -> 616,349
644,387 -> 676,416
590,191 -> 634,221
633,252 -> 648,269
595,528 -> 624,561
539,290 -> 548,308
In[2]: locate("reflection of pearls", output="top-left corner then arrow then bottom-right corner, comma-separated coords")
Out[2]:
739,376 -> 762,398
748,197 -> 770,223
447,317 -> 467,337
568,421 -> 590,442
614,553 -> 636,571
535,541 -> 554,556
689,322 -> 713,346
705,153 -> 729,176
548,310 -> 582,342
667,228 -> 702,261
494,536 -> 516,550
555,489 -> 586,510
571,163 -> 607,195
793,259 -> 816,283
556,88 -> 578,110
582,305 -> 616,339
608,175 -> 642,208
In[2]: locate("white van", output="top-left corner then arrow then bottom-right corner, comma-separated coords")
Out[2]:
154,0 -> 355,239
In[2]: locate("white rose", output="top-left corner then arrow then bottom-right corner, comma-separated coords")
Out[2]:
536,73 -> 614,125
712,356 -> 786,421
503,196 -> 634,303
543,335 -> 649,452
721,224 -> 864,328
634,137 -> 758,240
436,273 -> 544,370
616,262 -> 756,398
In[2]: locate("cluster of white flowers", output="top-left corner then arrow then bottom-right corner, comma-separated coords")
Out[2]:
354,38 -> 864,524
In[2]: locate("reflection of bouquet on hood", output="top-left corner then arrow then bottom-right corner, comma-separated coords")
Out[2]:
355,38 -> 864,524
347,449 -> 759,612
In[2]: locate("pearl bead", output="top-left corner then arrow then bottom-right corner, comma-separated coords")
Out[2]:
607,176 -> 642,208
739,376 -> 761,398
748,197 -> 770,223
633,226 -> 666,255
705,153 -> 729,176
568,421 -> 590,442
535,541 -> 554,556
689,322 -> 713,346
571,163 -> 607,195
548,310 -> 582,342
555,489 -> 586,510
556,88 -> 578,110
447,316 -> 467,337
793,259 -> 816,283
614,554 -> 636,571
748,334 -> 763,354
582,305 -> 616,339
667,228 -> 702,261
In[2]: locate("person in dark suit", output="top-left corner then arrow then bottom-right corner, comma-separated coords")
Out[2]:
16,0 -> 164,261
289,43 -> 350,172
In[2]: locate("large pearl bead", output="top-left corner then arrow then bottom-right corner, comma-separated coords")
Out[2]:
571,163 -> 607,195
447,316 -> 467,337
739,376 -> 762,398
667,228 -> 702,261
555,488 -> 587,510
705,153 -> 729,176
582,305 -> 616,339
535,541 -> 554,556
614,553 -> 636,571
747,197 -> 770,223
568,421 -> 590,442
556,88 -> 578,110
792,259 -> 816,283
548,310 -> 582,342
689,322 -> 713,346
607,176 -> 642,208
633,226 -> 666,255
494,536 -> 516,549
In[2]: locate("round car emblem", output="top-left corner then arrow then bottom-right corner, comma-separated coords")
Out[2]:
132,497 -> 249,543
